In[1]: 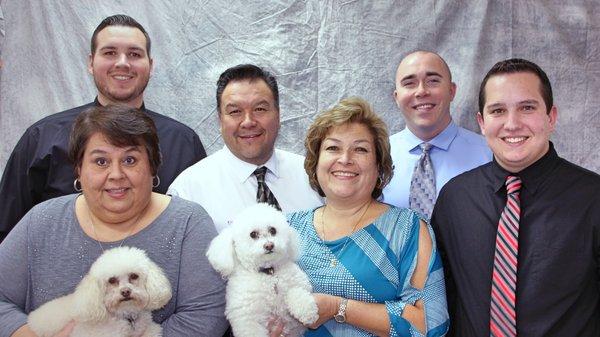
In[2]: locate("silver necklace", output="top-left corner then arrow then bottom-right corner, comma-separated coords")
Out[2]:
320,200 -> 372,267
87,205 -> 143,252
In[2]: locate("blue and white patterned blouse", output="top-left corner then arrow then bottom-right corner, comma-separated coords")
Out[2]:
288,205 -> 449,337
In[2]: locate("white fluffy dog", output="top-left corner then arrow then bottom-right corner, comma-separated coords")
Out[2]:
28,246 -> 172,337
207,203 -> 319,337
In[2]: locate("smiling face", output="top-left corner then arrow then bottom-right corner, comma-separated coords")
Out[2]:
477,72 -> 557,173
219,79 -> 280,165
316,123 -> 378,204
88,25 -> 153,108
78,132 -> 153,223
394,52 -> 456,140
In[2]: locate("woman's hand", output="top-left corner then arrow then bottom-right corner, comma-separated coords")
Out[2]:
308,293 -> 340,329
11,321 -> 74,337
267,317 -> 285,337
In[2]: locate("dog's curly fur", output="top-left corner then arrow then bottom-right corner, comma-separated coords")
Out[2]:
206,203 -> 318,337
28,246 -> 172,337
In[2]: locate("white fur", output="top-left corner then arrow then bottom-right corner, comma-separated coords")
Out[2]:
206,203 -> 319,337
28,246 -> 172,337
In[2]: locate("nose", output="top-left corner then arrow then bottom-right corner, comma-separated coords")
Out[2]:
504,110 -> 521,130
121,288 -> 131,298
337,149 -> 353,165
108,163 -> 125,180
240,111 -> 257,128
415,81 -> 429,97
115,53 -> 130,68
263,242 -> 274,252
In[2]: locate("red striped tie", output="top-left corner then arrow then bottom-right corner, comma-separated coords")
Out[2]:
490,175 -> 522,337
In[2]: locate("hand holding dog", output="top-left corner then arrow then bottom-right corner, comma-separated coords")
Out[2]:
307,293 -> 340,329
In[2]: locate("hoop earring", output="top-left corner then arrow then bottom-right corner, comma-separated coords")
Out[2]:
73,178 -> 82,192
152,175 -> 161,188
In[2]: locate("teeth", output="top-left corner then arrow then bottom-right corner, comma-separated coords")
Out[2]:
107,188 -> 126,193
415,103 -> 434,110
113,75 -> 132,80
333,171 -> 357,177
504,137 -> 526,143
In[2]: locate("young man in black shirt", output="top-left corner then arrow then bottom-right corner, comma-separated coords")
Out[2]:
432,58 -> 600,336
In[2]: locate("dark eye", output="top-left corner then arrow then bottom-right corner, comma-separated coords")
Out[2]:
95,158 -> 108,166
250,231 -> 259,239
268,227 -> 277,235
123,156 -> 136,165
108,277 -> 118,285
129,273 -> 139,281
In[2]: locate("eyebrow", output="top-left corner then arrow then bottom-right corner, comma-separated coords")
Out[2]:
324,137 -> 371,144
400,71 -> 444,82
89,146 -> 140,155
98,46 -> 145,52
485,99 -> 540,110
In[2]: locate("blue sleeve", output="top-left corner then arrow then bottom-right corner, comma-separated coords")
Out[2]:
385,214 -> 449,337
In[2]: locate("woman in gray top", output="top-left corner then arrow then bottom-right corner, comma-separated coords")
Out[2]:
0,105 -> 228,337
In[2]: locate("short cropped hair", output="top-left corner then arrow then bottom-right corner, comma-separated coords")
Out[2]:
91,14 -> 151,57
216,64 -> 279,112
304,97 -> 393,199
69,105 -> 162,176
478,58 -> 553,114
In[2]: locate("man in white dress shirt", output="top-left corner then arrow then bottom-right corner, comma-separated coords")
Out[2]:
168,64 -> 322,231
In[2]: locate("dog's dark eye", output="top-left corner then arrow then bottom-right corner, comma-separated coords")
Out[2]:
268,227 -> 277,235
250,231 -> 259,239
129,273 -> 139,281
108,277 -> 118,285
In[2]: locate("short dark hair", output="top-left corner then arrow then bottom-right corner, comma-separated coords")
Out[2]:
69,105 -> 162,176
90,14 -> 151,57
478,58 -> 553,114
304,97 -> 393,199
216,64 -> 279,112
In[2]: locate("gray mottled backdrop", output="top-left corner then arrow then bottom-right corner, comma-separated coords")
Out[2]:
1,1 -> 599,176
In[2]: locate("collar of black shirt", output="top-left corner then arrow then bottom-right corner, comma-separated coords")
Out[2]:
93,97 -> 147,111
490,141 -> 560,195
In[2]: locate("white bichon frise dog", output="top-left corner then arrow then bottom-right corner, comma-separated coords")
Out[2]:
28,246 -> 172,337
206,203 -> 319,337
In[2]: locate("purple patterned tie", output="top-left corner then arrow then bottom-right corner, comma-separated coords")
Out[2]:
409,143 -> 436,219
253,167 -> 281,211
490,175 -> 522,337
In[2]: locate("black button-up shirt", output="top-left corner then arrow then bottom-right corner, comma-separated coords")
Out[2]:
0,99 -> 206,241
431,142 -> 600,336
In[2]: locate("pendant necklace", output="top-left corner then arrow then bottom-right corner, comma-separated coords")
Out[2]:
87,204 -> 144,252
320,200 -> 372,267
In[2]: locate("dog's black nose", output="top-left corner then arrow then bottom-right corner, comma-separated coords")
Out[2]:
121,288 -> 131,298
263,242 -> 274,252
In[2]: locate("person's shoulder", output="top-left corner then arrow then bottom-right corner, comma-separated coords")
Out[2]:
557,157 -> 600,188
455,126 -> 488,147
26,103 -> 94,132
26,194 -> 78,225
274,148 -> 307,168
287,208 -> 315,226
176,149 -> 225,177
144,108 -> 197,134
444,162 -> 491,190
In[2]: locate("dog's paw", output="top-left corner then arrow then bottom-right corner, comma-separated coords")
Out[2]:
285,288 -> 319,325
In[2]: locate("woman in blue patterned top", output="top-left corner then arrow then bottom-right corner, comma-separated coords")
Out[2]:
287,97 -> 448,336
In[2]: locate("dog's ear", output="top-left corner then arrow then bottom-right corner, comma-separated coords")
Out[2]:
287,226 -> 301,261
144,261 -> 172,310
206,226 -> 237,277
72,274 -> 108,323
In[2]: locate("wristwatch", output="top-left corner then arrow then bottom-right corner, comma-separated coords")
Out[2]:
334,298 -> 348,323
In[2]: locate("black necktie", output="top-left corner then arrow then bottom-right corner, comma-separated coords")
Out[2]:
253,167 -> 281,211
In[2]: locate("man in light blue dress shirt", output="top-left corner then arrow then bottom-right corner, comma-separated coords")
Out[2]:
382,51 -> 492,213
